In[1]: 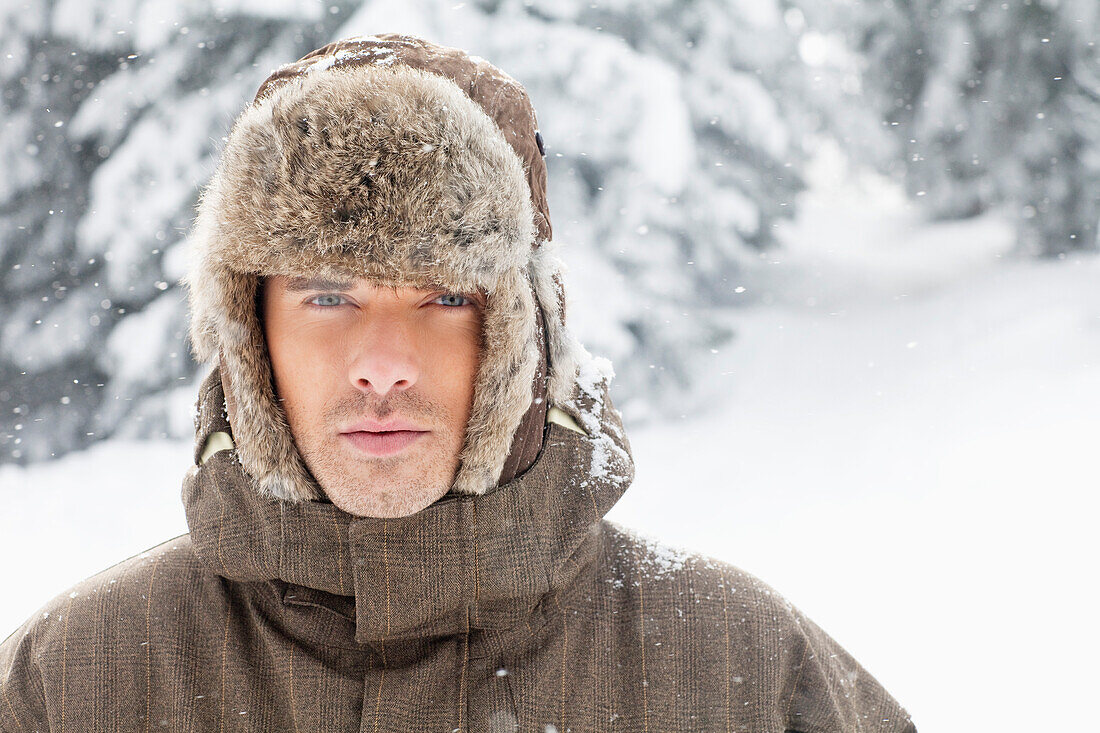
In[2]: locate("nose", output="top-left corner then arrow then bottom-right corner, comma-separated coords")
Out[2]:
347,319 -> 420,397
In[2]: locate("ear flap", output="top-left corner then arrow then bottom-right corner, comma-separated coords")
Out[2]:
451,267 -> 540,494
191,263 -> 320,502
530,241 -> 582,406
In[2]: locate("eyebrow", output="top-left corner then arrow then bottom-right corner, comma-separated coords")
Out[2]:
283,276 -> 355,292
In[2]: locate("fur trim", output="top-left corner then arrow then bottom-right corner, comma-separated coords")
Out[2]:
529,240 -> 582,406
451,266 -> 539,494
184,63 -> 549,501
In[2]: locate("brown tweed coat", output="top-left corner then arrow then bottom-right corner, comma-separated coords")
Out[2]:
0,363 -> 915,732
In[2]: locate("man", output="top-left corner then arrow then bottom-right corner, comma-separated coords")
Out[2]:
0,34 -> 915,731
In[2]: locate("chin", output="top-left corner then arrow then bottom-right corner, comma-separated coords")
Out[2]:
321,471 -> 452,518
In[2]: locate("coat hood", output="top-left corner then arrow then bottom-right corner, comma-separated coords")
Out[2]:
182,34 -> 582,504
182,352 -> 633,643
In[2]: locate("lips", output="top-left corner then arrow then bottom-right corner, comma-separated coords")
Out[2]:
339,419 -> 428,457
342,418 -> 426,433
341,429 -> 425,456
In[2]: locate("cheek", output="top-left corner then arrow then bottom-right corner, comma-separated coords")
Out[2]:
265,317 -> 346,403
419,319 -> 482,407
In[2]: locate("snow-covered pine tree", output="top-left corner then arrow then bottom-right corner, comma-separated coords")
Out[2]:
790,0 -> 1100,256
0,0 -> 355,463
531,0 -> 808,420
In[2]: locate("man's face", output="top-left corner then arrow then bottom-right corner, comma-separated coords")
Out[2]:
261,275 -> 483,518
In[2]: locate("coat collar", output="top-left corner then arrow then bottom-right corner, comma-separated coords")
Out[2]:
182,359 -> 633,643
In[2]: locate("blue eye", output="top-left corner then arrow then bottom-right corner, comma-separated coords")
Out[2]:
434,294 -> 470,307
309,294 -> 346,307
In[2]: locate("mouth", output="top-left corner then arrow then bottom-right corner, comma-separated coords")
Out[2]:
340,429 -> 428,457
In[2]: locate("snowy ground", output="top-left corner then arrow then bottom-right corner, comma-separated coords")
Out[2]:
3,151 -> 1097,731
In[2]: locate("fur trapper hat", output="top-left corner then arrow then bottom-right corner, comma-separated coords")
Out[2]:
184,34 -> 582,502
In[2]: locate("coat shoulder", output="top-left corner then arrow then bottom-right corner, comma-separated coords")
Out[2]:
0,534 -> 234,684
594,521 -> 916,733
598,520 -> 798,620
7,535 -> 207,639
2,534 -> 203,648
1,534 -> 217,728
